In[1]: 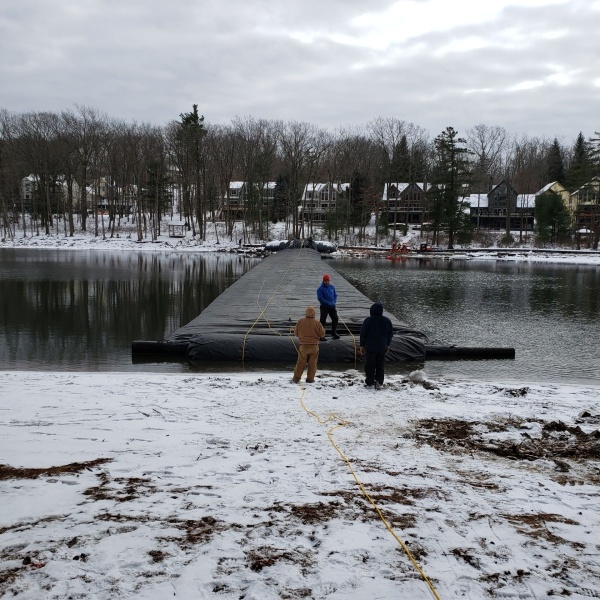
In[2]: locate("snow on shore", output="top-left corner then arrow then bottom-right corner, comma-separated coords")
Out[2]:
2,226 -> 600,266
1,370 -> 599,599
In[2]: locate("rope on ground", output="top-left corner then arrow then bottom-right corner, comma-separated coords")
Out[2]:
298,384 -> 441,600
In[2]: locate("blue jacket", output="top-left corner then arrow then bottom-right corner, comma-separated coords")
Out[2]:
317,282 -> 337,308
360,302 -> 394,352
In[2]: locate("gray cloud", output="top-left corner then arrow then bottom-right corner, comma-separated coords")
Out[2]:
1,0 -> 597,141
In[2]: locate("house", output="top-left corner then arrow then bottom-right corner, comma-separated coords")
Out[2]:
219,181 -> 276,220
570,176 -> 600,234
535,181 -> 571,214
466,181 -> 534,231
382,183 -> 428,226
19,174 -> 92,213
19,174 -> 38,211
300,182 -> 349,224
88,176 -> 136,214
18,173 -> 138,215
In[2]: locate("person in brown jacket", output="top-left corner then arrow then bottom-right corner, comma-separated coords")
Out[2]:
292,305 -> 326,384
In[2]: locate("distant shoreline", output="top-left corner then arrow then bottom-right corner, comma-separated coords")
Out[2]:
2,232 -> 600,265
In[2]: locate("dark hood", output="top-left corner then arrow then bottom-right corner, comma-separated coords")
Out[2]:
370,302 -> 384,316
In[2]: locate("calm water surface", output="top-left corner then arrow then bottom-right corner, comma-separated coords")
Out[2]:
1,249 -> 598,385
335,257 -> 600,385
0,249 -> 260,373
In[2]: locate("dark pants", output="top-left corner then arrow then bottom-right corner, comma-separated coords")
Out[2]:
365,351 -> 385,385
319,306 -> 338,335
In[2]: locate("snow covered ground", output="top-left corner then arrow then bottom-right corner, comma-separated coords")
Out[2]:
1,370 -> 599,599
1,225 -> 600,598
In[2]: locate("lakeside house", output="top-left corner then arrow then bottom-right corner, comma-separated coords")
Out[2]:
18,173 -> 600,237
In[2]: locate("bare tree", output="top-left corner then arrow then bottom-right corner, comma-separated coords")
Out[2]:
368,118 -> 430,239
276,121 -> 322,239
299,128 -> 332,240
9,111 -> 67,235
329,126 -> 377,244
0,110 -> 20,239
204,124 -> 238,241
466,124 -> 508,189
61,106 -> 107,232
501,135 -> 552,242
232,117 -> 279,240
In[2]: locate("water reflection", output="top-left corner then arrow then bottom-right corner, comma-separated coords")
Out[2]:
0,249 -> 259,372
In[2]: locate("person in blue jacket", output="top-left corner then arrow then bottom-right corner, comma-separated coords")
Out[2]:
360,301 -> 394,389
316,274 -> 339,339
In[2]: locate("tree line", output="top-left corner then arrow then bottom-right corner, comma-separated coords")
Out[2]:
0,105 -> 598,246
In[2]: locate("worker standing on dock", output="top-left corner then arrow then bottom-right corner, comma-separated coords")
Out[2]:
292,306 -> 326,384
317,274 -> 340,339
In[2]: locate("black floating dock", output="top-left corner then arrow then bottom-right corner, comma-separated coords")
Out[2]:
132,248 -> 515,364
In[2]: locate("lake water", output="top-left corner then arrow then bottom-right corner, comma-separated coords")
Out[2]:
1,249 -> 598,385
334,257 -> 600,386
0,249 -> 260,373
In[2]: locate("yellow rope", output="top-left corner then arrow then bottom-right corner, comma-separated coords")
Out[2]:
241,247 -> 438,592
241,246 -> 360,366
299,385 -> 442,600
304,249 -> 360,368
241,248 -> 306,361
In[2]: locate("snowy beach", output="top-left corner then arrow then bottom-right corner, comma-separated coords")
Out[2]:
2,227 -> 600,266
1,231 -> 600,598
1,370 -> 599,599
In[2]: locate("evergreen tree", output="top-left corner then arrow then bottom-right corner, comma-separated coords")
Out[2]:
427,127 -> 473,249
175,105 -> 206,236
586,131 -> 600,250
390,135 -> 410,182
350,170 -> 369,227
546,138 -> 565,183
409,140 -> 429,183
589,131 -> 600,173
565,132 -> 591,191
143,161 -> 172,240
535,190 -> 571,244
272,174 -> 288,222
324,212 -> 341,240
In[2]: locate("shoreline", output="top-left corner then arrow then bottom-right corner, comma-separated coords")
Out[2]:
2,230 -> 600,266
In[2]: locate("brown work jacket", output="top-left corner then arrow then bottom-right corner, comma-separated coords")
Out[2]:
294,316 -> 325,345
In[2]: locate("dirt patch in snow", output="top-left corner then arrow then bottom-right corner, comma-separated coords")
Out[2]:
0,458 -> 112,481
413,416 -> 600,484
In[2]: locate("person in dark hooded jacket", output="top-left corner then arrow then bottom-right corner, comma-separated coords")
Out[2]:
359,302 -> 394,389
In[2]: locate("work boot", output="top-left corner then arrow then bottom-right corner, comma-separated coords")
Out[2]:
331,331 -> 340,340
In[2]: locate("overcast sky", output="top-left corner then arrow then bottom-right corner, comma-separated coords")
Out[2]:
1,0 -> 598,142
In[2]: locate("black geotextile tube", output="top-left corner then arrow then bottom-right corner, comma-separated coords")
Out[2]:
132,248 -> 515,363
184,333 -> 428,363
